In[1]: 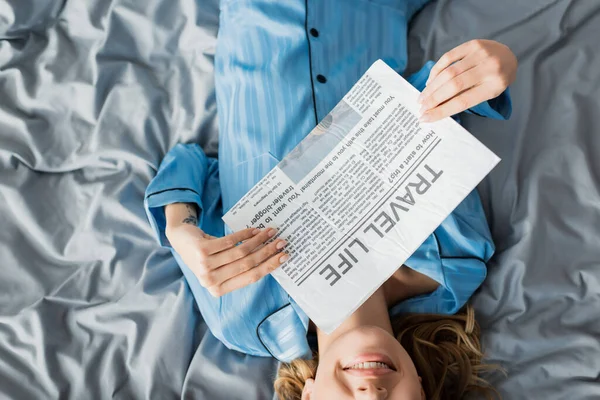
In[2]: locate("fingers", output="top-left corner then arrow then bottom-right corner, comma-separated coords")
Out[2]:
204,227 -> 261,254
170,223 -> 290,296
419,67 -> 481,116
190,226 -> 288,296
208,251 -> 290,297
418,53 -> 480,105
207,228 -> 277,268
420,84 -> 489,122
204,238 -> 287,288
426,40 -> 477,86
419,40 -> 516,122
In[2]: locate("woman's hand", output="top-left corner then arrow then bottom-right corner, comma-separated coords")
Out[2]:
418,39 -> 517,122
165,203 -> 288,297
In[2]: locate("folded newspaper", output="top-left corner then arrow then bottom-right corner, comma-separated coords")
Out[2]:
223,60 -> 500,334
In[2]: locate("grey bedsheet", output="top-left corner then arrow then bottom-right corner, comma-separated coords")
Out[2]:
0,0 -> 598,399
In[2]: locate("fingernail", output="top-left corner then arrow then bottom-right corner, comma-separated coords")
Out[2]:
417,94 -> 424,104
279,254 -> 290,263
252,228 -> 261,235
420,114 -> 432,123
268,228 -> 277,237
276,240 -> 286,250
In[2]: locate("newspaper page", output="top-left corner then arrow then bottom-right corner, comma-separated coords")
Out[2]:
223,60 -> 500,334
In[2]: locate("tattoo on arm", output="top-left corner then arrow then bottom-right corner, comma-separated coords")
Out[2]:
182,204 -> 198,226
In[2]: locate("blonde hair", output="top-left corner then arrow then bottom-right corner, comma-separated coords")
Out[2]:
274,305 -> 501,400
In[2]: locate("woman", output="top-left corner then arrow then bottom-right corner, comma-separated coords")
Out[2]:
144,2 -> 517,398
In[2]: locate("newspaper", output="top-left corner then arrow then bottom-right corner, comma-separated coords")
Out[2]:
223,60 -> 500,334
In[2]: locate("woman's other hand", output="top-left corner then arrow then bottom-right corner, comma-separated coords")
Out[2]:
164,203 -> 288,297
418,39 -> 517,122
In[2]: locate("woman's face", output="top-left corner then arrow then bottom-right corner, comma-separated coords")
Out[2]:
302,325 -> 425,400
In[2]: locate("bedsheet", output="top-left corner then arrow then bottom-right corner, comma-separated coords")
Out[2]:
0,0 -> 598,399
406,1 -> 600,398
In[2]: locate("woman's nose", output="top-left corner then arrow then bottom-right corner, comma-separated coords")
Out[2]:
355,384 -> 388,399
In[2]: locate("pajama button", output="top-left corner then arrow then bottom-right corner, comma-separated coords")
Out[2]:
316,75 -> 327,83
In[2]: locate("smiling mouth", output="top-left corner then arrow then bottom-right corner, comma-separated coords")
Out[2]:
344,361 -> 396,371
342,353 -> 399,377
342,360 -> 397,377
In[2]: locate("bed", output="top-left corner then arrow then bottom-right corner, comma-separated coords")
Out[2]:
0,0 -> 598,398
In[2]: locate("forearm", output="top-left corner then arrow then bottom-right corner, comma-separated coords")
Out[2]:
144,143 -> 221,246
165,203 -> 199,228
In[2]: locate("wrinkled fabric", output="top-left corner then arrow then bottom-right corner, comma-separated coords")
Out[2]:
0,0 -> 225,398
407,1 -> 600,399
0,0 -> 599,399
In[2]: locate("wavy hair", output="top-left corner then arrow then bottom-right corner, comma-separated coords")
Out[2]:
274,305 -> 501,400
